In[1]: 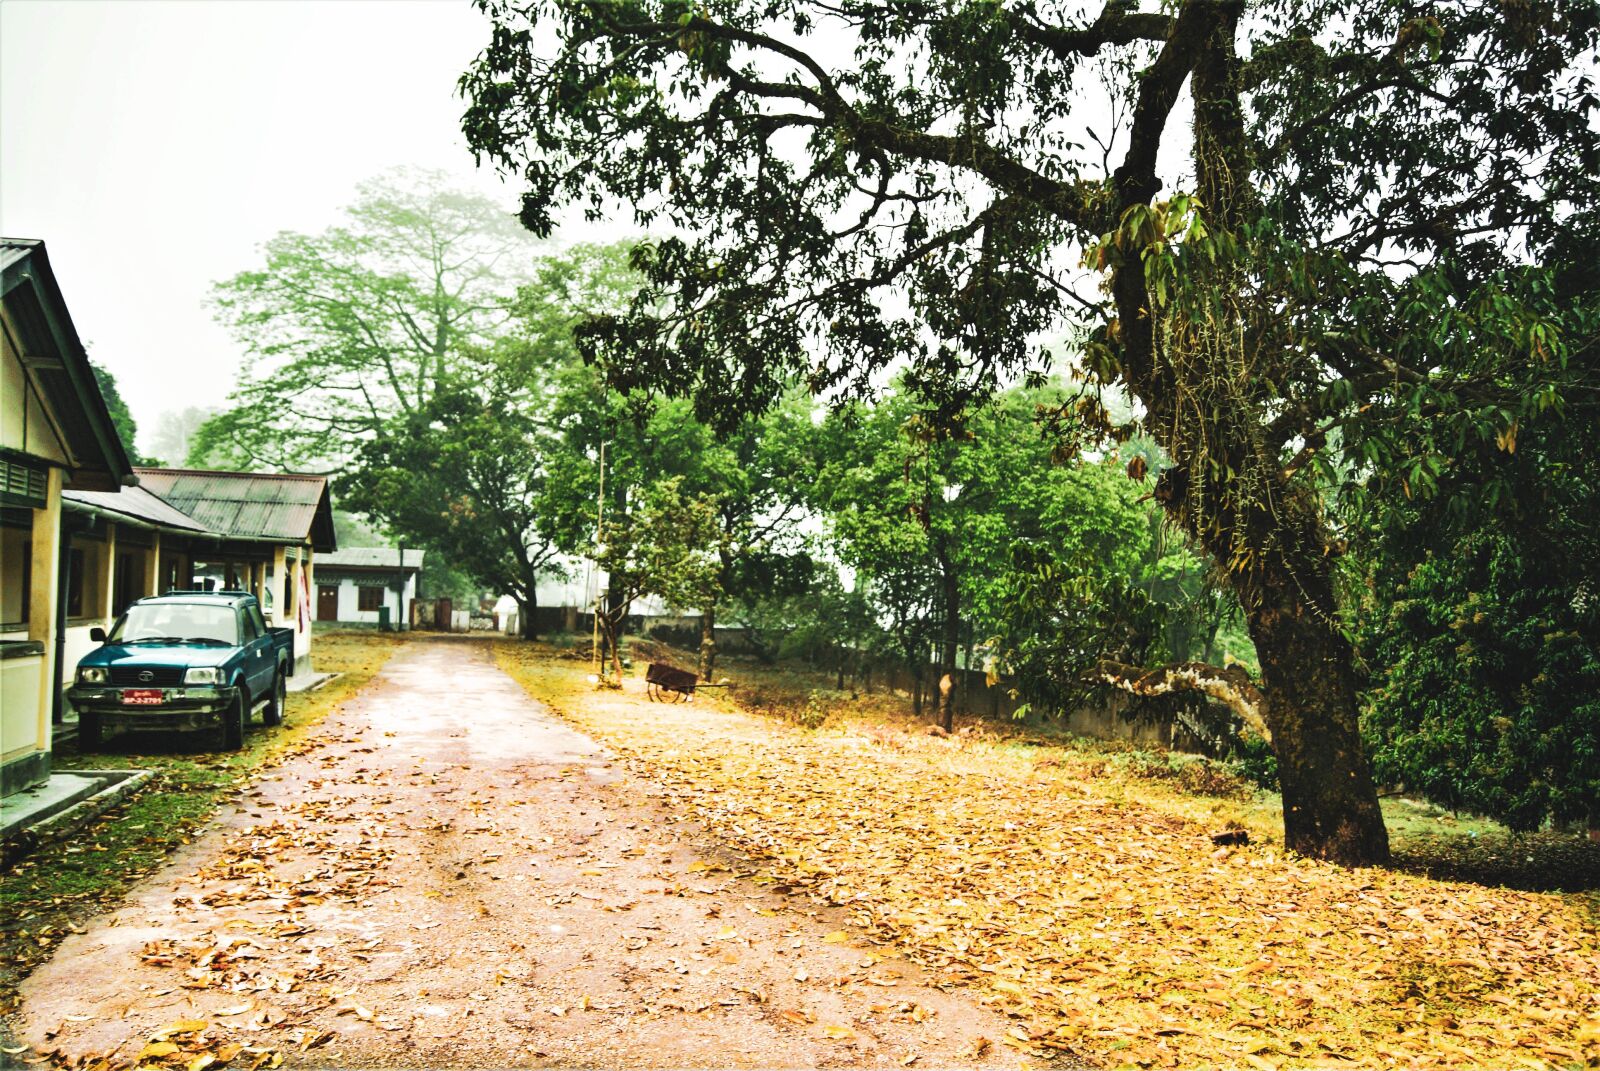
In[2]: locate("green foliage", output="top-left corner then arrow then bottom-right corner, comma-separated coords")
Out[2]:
798,689 -> 830,730
194,168 -> 540,471
339,241 -> 642,628
807,378 -> 1236,717
1362,533 -> 1599,831
1354,249 -> 1600,830
462,0 -> 1600,860
89,362 -> 146,464
340,373 -> 565,625
1231,734 -> 1280,793
593,476 -> 726,652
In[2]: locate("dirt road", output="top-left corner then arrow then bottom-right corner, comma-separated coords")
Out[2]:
13,638 -> 1025,1068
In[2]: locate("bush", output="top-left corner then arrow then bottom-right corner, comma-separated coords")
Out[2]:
1231,735 -> 1279,793
1361,532 -> 1599,831
798,690 -> 830,730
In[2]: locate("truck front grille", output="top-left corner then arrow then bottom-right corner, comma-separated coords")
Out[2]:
109,666 -> 185,686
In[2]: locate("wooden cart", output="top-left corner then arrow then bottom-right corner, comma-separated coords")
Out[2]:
644,662 -> 700,702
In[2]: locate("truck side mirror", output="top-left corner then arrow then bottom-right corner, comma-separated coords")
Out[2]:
89,627 -> 106,643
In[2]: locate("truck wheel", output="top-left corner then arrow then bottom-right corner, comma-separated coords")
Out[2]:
262,668 -> 286,727
221,691 -> 246,750
79,711 -> 103,752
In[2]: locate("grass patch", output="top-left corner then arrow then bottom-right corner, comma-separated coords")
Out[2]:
494,636 -> 1600,1070
0,630 -> 399,1013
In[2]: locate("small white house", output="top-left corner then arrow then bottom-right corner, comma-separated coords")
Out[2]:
312,548 -> 423,628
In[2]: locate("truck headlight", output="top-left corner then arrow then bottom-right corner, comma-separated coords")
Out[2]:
184,667 -> 221,685
77,666 -> 108,684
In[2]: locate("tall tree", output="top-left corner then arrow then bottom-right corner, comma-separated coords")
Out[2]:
592,477 -> 726,681
524,244 -> 817,677
193,168 -> 540,471
148,406 -> 219,467
461,0 -> 1600,864
340,373 -> 564,640
90,362 -> 145,464
342,242 -> 643,636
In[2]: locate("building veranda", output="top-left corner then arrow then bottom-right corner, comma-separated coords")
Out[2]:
1,237 -> 337,824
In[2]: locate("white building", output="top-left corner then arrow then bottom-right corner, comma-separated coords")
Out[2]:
312,547 -> 423,628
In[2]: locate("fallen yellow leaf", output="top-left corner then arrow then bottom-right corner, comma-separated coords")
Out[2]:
152,1020 -> 208,1040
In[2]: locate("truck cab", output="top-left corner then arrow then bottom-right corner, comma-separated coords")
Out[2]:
67,591 -> 295,751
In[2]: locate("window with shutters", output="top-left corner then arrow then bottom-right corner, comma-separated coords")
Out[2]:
0,456 -> 48,509
358,585 -> 383,612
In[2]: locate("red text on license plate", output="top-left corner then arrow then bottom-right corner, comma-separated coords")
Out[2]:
120,689 -> 164,705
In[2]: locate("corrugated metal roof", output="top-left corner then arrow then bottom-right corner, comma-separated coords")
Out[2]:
134,468 -> 336,550
63,485 -> 211,533
318,547 -> 426,570
0,238 -> 39,273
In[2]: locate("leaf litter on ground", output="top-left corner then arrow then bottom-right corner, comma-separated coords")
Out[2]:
496,642 -> 1600,1070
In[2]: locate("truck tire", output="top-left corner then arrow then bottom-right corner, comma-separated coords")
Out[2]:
79,711 -> 103,752
221,691 -> 246,750
262,667 -> 286,727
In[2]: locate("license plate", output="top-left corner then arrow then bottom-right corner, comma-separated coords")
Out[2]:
120,689 -> 164,706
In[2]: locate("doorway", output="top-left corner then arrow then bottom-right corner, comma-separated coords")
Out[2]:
317,584 -> 339,622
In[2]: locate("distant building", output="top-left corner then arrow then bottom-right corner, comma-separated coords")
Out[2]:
311,547 -> 423,628
133,467 -> 336,672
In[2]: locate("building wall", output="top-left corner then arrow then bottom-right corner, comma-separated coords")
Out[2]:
323,572 -> 417,625
2,323 -> 71,465
0,646 -> 44,766
1,323 -> 65,793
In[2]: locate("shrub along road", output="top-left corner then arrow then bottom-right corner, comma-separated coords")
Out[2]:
9,637 -> 1020,1070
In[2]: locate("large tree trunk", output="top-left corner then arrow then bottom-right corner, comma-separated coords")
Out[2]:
515,596 -> 539,641
1243,551 -> 1389,865
1093,3 -> 1390,866
698,605 -> 717,682
519,576 -> 540,641
597,608 -> 625,685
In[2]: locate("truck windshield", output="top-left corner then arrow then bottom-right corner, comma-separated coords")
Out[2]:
107,603 -> 239,645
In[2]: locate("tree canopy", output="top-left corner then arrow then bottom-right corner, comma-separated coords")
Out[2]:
191,168 -> 542,471
460,0 -> 1600,863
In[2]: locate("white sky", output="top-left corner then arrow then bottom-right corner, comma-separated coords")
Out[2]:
0,0 -> 540,456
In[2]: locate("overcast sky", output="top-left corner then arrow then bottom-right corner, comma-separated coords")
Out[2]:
0,0 -> 539,457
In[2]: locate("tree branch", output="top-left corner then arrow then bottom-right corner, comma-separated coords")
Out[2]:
1017,2 -> 1174,61
1088,659 -> 1271,743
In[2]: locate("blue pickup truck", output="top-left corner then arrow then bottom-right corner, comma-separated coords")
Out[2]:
68,591 -> 294,751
